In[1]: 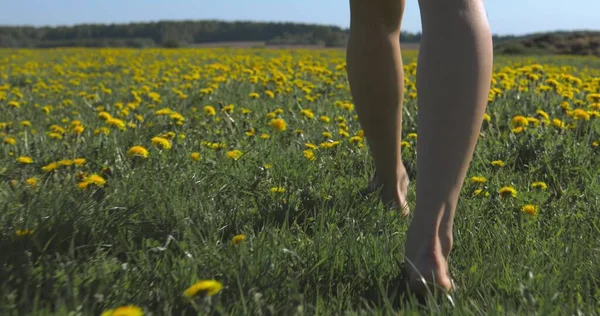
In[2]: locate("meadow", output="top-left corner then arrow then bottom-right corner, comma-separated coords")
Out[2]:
0,48 -> 599,315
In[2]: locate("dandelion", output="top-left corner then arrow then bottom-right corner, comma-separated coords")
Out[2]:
512,126 -> 525,134
571,108 -> 590,121
232,234 -> 246,245
305,143 -> 318,150
511,115 -> 529,127
303,149 -> 316,161
48,132 -> 63,139
41,162 -> 60,173
407,133 -> 418,139
190,152 -> 201,161
593,141 -> 599,148
498,186 -> 517,198
300,109 -> 314,119
491,160 -> 505,167
552,118 -> 566,129
203,105 -> 216,116
77,174 -> 106,189
73,158 -> 86,166
521,204 -> 539,216
531,181 -> 548,190
72,125 -> 85,134
16,156 -> 34,164
400,141 -> 411,148
248,92 -> 260,99
483,113 -> 491,122
270,187 -> 286,193
319,141 -> 340,149
470,176 -> 487,184
473,189 -> 490,197
226,150 -> 243,161
260,133 -> 270,139
20,120 -> 32,127
322,131 -> 333,139
349,136 -> 363,144
15,229 -> 34,237
222,104 -> 235,113
536,109 -> 550,121
3,136 -> 16,145
25,177 -> 37,187
184,280 -> 223,298
100,305 -> 144,316
94,127 -> 111,135
127,146 -> 149,159
319,115 -> 331,123
151,136 -> 172,150
58,159 -> 73,166
269,118 -> 287,131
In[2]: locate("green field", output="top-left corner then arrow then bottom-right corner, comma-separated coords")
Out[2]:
1,48 -> 599,315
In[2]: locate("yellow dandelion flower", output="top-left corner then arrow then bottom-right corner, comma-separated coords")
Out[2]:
3,136 -> 17,145
511,115 -> 529,127
226,150 -> 243,161
260,133 -> 270,139
15,229 -> 34,237
483,113 -> 491,122
94,127 -> 111,135
222,104 -> 235,113
470,176 -> 487,184
232,234 -> 246,245
20,120 -> 32,127
593,141 -> 599,148
319,141 -> 340,149
245,128 -> 255,137
552,118 -> 566,129
300,109 -> 314,119
536,109 -> 550,121
73,158 -> 86,166
248,92 -> 260,99
571,108 -> 590,121
55,160 -> 73,167
303,149 -> 316,161
101,305 -> 144,316
127,146 -> 149,159
270,187 -> 286,193
407,133 -> 418,139
151,136 -> 172,150
16,156 -> 34,164
98,111 -> 112,121
512,126 -> 525,134
473,189 -> 490,197
305,143 -> 318,150
203,105 -> 216,116
521,204 -> 539,216
491,160 -> 505,167
41,162 -> 60,173
77,174 -> 106,189
531,181 -> 548,190
498,186 -> 517,198
107,118 -> 126,130
400,141 -> 411,148
25,177 -> 37,187
190,152 -> 201,161
269,118 -> 287,132
48,132 -> 63,140
184,280 -> 223,298
72,125 -> 85,135
322,131 -> 333,139
349,136 -> 363,144
319,115 -> 331,123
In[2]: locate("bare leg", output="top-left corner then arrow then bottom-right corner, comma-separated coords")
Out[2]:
346,0 -> 409,215
404,0 -> 493,294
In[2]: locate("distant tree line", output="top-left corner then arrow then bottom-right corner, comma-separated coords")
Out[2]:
0,20 -> 425,48
0,20 -> 564,49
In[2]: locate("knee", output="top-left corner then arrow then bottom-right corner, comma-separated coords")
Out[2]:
350,0 -> 404,33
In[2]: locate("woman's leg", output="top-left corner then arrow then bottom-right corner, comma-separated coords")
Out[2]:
346,0 -> 409,215
405,0 -> 493,293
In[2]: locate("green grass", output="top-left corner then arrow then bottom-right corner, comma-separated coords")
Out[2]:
1,48 -> 599,315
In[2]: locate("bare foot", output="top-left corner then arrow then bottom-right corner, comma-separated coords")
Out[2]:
369,165 -> 410,216
404,240 -> 455,298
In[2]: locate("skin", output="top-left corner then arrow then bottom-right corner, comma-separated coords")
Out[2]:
346,0 -> 493,295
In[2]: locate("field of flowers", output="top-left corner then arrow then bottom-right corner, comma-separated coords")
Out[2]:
1,48 -> 599,315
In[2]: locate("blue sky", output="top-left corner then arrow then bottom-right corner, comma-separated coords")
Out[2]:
1,0 -> 598,35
